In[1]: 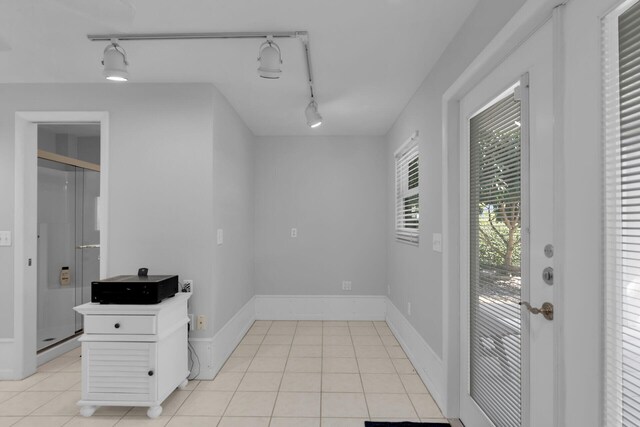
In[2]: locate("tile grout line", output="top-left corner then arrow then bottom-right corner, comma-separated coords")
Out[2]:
319,320 -> 323,423
382,320 -> 420,421
351,323 -> 371,422
269,320 -> 297,425
162,373 -> 197,426
217,319 -> 265,426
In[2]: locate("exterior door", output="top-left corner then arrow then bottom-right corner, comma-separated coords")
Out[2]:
459,18 -> 555,427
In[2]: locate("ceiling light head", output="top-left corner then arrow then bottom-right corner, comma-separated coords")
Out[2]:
305,100 -> 323,128
102,39 -> 129,82
257,37 -> 282,79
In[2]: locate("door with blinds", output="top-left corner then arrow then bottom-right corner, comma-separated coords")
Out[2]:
459,18 -> 555,427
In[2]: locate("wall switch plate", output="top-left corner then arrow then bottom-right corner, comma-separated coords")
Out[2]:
408,302 -> 412,316
291,228 -> 297,238
432,233 -> 443,252
188,314 -> 194,331
196,315 -> 207,330
387,285 -> 391,295
217,229 -> 223,245
0,231 -> 11,247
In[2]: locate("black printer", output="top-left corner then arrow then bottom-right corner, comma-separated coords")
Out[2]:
91,271 -> 179,304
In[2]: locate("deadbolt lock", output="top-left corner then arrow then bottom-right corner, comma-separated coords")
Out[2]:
542,267 -> 554,285
519,301 -> 554,321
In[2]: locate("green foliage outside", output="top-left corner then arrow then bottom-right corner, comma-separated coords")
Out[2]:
478,206 -> 521,271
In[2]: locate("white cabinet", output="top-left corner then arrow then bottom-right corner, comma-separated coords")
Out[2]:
74,293 -> 191,418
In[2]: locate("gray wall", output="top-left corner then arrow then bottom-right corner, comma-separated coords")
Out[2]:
385,0 -> 527,358
211,88 -> 256,332
254,136 -> 387,296
0,83 -> 255,343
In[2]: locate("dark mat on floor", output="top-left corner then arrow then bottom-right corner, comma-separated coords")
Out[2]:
365,422 -> 450,427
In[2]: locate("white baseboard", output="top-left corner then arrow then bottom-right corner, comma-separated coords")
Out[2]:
189,296 -> 256,380
0,340 -> 19,380
385,299 -> 446,412
255,295 -> 387,320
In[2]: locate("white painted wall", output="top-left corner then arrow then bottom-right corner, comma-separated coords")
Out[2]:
385,0 -> 527,359
211,89 -> 256,333
254,136 -> 387,296
0,83 -> 255,377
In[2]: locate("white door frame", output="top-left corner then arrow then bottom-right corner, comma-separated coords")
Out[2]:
439,0 -> 564,421
13,111 -> 109,379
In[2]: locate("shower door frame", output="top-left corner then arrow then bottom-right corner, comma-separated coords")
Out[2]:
13,111 -> 109,379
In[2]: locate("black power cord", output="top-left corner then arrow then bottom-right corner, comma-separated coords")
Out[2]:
187,324 -> 201,380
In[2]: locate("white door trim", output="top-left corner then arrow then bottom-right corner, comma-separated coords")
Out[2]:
13,111 -> 109,378
440,0 -> 562,418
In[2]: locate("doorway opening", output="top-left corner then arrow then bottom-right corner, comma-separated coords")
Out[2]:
36,123 -> 100,353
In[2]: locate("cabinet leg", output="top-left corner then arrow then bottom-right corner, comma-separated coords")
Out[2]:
178,378 -> 189,390
147,405 -> 163,419
79,405 -> 97,417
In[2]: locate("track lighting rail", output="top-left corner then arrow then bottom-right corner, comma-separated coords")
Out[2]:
88,30 -> 321,127
87,31 -> 307,42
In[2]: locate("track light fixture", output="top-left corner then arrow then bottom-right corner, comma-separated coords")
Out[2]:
257,36 -> 282,79
102,39 -> 128,81
305,99 -> 323,128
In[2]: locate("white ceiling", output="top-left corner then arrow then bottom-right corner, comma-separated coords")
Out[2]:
0,0 -> 479,136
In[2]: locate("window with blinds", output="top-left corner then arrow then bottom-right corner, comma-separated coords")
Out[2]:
604,1 -> 640,426
469,87 -> 523,427
395,134 -> 419,244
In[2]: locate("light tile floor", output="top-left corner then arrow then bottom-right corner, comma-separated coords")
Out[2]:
0,321 -> 448,426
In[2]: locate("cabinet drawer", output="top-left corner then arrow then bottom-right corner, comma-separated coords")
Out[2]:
84,315 -> 156,335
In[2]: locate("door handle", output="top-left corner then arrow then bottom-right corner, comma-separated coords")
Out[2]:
519,301 -> 554,321
75,244 -> 100,249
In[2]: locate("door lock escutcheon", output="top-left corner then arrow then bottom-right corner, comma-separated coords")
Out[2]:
519,301 -> 554,321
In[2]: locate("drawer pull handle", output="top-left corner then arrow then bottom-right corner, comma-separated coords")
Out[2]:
148,370 -> 154,376
114,323 -> 120,329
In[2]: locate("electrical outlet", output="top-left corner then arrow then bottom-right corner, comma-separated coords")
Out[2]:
188,314 -> 194,331
342,280 -> 352,291
217,229 -> 224,245
196,315 -> 207,330
408,302 -> 412,316
182,280 -> 193,293
432,233 -> 443,252
387,285 -> 391,295
291,228 -> 297,238
0,231 -> 11,247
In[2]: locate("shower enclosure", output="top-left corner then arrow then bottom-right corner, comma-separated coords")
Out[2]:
37,124 -> 100,351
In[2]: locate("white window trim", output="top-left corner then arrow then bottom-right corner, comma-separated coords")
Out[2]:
395,130 -> 420,245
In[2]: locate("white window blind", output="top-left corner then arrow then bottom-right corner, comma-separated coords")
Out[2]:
469,87 -> 523,427
604,1 -> 640,426
395,133 -> 419,244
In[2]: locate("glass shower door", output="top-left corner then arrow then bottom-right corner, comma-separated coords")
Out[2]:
75,169 -> 100,331
37,159 -> 78,350
37,160 -> 100,351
